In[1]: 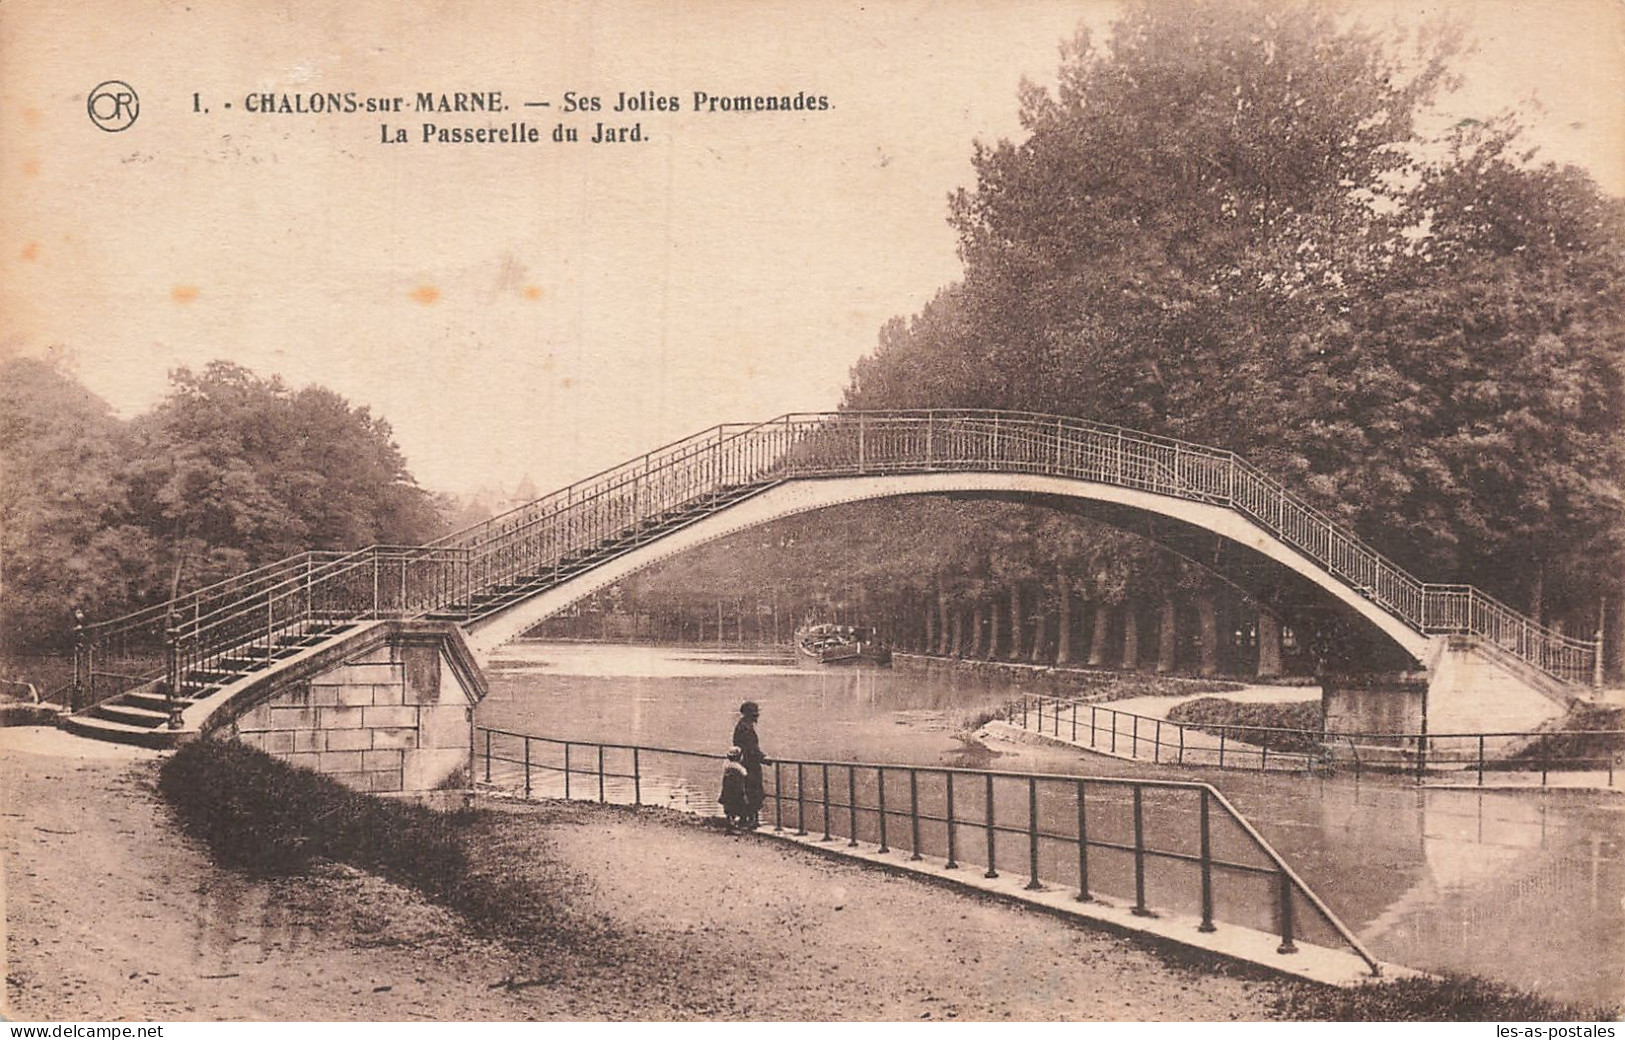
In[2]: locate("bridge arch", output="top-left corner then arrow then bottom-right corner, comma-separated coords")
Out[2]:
462,470 -> 1430,663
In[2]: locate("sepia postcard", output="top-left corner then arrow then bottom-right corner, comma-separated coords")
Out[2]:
3,0 -> 1623,1026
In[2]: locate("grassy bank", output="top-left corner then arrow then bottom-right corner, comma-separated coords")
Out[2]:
157,739 -> 613,955
1272,976 -> 1616,1022
1500,703 -> 1625,770
1165,697 -> 1325,754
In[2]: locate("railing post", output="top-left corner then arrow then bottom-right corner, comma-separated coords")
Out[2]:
1179,725 -> 1186,765
1071,703 -> 1078,742
524,737 -> 532,799
774,762 -> 784,831
372,551 -> 380,619
1132,714 -> 1139,759
164,617 -> 182,729
1219,730 -> 1226,768
821,764 -> 832,841
1131,786 -> 1151,916
944,771 -> 958,869
847,766 -> 859,847
857,413 -> 866,474
1154,719 -> 1161,764
1075,779 -> 1090,902
908,768 -> 922,861
796,763 -> 807,835
633,748 -> 642,806
71,611 -> 86,712
1198,789 -> 1216,932
1594,599 -> 1606,690
1477,735 -> 1485,787
1025,776 -> 1041,890
876,766 -> 889,852
563,742 -> 571,799
597,745 -> 606,803
1276,871 -> 1298,954
983,773 -> 998,879
925,411 -> 935,468
484,729 -> 491,783
1090,705 -> 1097,747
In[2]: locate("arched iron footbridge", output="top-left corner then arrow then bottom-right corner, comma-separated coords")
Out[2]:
68,410 -> 1599,745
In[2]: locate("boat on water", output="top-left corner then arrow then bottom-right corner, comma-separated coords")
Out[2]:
796,623 -> 892,666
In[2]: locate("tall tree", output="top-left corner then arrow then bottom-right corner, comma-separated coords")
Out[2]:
126,362 -> 442,592
0,359 -> 157,647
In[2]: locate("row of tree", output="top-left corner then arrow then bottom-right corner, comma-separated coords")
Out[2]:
593,497 -> 1392,679
1,359 -> 453,651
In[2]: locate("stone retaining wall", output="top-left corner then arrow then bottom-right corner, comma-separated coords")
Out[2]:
221,623 -> 481,794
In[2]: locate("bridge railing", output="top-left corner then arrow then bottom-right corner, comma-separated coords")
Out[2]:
71,550 -> 357,709
473,726 -> 1382,976
75,410 -> 1597,712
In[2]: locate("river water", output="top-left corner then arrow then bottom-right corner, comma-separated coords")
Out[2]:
475,640 -> 1625,1007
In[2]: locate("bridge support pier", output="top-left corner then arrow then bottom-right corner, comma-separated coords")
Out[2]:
216,621 -> 484,795
1322,635 -> 1573,760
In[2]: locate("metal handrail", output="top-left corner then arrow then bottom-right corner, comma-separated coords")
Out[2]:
473,725 -> 1382,975
76,410 -> 1598,718
1012,694 -> 1623,785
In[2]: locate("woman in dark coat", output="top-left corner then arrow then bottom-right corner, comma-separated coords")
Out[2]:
731,701 -> 770,828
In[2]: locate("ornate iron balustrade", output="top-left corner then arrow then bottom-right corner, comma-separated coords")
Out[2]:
474,726 -> 1383,976
75,410 -> 1599,715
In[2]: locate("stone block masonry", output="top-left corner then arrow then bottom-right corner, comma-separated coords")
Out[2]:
216,621 -> 485,794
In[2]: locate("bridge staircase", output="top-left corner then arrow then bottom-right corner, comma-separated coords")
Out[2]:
62,623 -> 361,747
61,411 -> 1599,750
423,482 -> 773,624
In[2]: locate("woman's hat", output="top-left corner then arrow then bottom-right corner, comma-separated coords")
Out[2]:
740,700 -> 760,716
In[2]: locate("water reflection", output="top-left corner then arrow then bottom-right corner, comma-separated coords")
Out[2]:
476,641 -> 1624,1006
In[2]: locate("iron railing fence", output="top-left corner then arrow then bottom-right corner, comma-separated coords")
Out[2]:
70,550 -> 359,709
75,411 -> 1598,717
1010,695 -> 1624,786
472,726 -> 1381,976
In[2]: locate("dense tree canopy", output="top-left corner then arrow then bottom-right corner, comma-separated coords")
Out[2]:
1,359 -> 450,650
843,0 -> 1624,642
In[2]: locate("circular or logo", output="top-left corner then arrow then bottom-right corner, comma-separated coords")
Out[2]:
87,80 -> 139,132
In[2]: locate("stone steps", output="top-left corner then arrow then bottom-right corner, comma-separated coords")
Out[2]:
63,623 -> 358,748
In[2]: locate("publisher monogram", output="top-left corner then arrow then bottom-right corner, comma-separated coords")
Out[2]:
87,80 -> 139,132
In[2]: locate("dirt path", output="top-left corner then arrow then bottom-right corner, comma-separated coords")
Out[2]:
3,730 -> 1289,1021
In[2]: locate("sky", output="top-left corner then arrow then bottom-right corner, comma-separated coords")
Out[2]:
3,0 -> 1622,499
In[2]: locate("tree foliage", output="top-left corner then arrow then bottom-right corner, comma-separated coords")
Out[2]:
841,0 -> 1624,634
1,358 -> 448,649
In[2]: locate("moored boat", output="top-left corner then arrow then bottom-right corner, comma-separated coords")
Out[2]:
796,623 -> 892,666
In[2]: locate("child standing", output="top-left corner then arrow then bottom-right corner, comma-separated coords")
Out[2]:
719,746 -> 749,834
